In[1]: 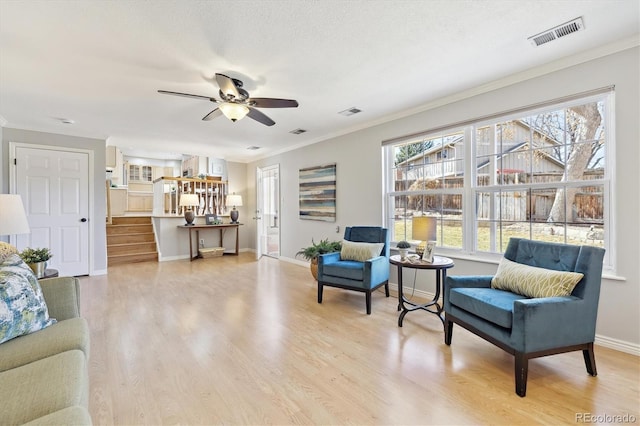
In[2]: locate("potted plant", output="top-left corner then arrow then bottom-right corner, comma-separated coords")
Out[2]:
396,240 -> 411,261
19,247 -> 52,278
296,238 -> 342,280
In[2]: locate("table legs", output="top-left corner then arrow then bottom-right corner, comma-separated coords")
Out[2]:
397,265 -> 447,328
189,228 -> 195,261
188,227 -> 239,261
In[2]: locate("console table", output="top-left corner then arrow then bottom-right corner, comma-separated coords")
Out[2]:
389,254 -> 454,328
177,224 -> 241,261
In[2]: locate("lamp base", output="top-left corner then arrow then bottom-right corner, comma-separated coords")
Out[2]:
230,209 -> 239,224
415,241 -> 426,257
184,210 -> 195,226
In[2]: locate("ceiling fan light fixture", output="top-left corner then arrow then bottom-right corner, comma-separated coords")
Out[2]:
219,102 -> 249,122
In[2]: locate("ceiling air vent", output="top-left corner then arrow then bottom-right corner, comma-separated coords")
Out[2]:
289,128 -> 307,135
528,17 -> 584,47
246,146 -> 261,150
338,107 -> 362,116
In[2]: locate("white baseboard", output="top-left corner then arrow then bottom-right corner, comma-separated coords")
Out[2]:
279,256 -> 309,268
388,281 -> 435,301
158,254 -> 189,262
595,335 -> 640,356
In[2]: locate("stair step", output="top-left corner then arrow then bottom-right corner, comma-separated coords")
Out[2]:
107,224 -> 153,235
107,242 -> 157,255
108,252 -> 158,266
107,233 -> 155,245
106,216 -> 158,266
110,216 -> 152,225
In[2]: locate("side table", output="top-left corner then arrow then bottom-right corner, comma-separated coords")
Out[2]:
389,254 -> 454,328
42,269 -> 59,279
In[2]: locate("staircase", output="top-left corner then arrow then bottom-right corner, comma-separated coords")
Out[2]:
107,216 -> 158,266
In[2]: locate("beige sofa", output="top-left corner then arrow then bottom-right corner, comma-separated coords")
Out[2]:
0,276 -> 92,425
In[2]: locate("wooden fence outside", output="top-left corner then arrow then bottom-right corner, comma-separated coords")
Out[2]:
397,170 -> 604,223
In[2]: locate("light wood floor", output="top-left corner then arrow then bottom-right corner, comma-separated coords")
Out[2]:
80,253 -> 639,425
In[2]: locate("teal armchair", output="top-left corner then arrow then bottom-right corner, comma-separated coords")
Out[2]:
317,226 -> 390,314
444,238 -> 605,396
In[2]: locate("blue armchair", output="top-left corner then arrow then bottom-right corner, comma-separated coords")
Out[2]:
444,238 -> 605,397
317,226 -> 390,314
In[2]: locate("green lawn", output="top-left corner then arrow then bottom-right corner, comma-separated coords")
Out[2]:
394,220 -> 604,252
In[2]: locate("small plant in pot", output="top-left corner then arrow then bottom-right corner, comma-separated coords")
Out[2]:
396,240 -> 411,261
296,238 -> 342,280
19,247 -> 52,278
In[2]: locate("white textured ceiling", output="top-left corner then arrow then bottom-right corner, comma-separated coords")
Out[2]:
1,1 -> 638,162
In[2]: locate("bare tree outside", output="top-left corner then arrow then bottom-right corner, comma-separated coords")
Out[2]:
537,103 -> 604,222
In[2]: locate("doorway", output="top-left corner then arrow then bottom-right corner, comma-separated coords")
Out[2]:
11,144 -> 90,276
256,164 -> 280,259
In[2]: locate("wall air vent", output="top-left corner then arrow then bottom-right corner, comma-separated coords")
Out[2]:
528,17 -> 584,47
289,128 -> 307,135
338,107 -> 362,116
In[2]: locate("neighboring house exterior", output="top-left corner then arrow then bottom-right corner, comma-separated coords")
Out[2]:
395,120 -> 565,183
394,120 -> 603,222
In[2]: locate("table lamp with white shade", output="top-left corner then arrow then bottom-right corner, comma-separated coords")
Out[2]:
412,215 -> 437,259
226,194 -> 243,224
0,194 -> 31,259
179,194 -> 200,226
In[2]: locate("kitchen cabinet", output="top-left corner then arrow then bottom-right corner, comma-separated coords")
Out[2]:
128,192 -> 154,212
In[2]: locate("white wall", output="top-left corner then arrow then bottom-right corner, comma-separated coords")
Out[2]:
248,46 -> 640,352
226,161 -> 250,251
1,127 -> 109,275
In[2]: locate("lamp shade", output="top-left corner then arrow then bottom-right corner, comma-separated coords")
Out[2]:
219,103 -> 250,122
226,194 -> 243,207
412,216 -> 436,242
0,194 -> 31,236
179,194 -> 200,207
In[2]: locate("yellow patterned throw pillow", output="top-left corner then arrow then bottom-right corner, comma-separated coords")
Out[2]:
0,242 -> 19,263
491,257 -> 584,298
340,240 -> 385,262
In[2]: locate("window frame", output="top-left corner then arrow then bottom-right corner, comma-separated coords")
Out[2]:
383,90 -> 615,271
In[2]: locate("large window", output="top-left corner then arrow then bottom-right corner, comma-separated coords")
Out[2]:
388,131 -> 466,250
384,90 -> 613,268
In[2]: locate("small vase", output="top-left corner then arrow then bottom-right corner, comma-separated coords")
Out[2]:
399,248 -> 409,261
28,261 -> 47,278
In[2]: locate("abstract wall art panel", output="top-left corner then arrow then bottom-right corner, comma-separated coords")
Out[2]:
299,164 -> 336,222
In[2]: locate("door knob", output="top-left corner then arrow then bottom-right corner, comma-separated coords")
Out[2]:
80,218 -> 87,222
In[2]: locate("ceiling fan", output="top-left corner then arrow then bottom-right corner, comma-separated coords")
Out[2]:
158,73 -> 298,126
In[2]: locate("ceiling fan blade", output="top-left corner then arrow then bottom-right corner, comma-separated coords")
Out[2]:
215,73 -> 241,99
158,90 -> 216,102
247,107 -> 275,126
202,108 -> 223,121
249,98 -> 299,108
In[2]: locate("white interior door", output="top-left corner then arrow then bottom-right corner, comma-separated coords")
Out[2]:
14,146 -> 90,276
256,164 -> 280,260
255,167 -> 264,260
